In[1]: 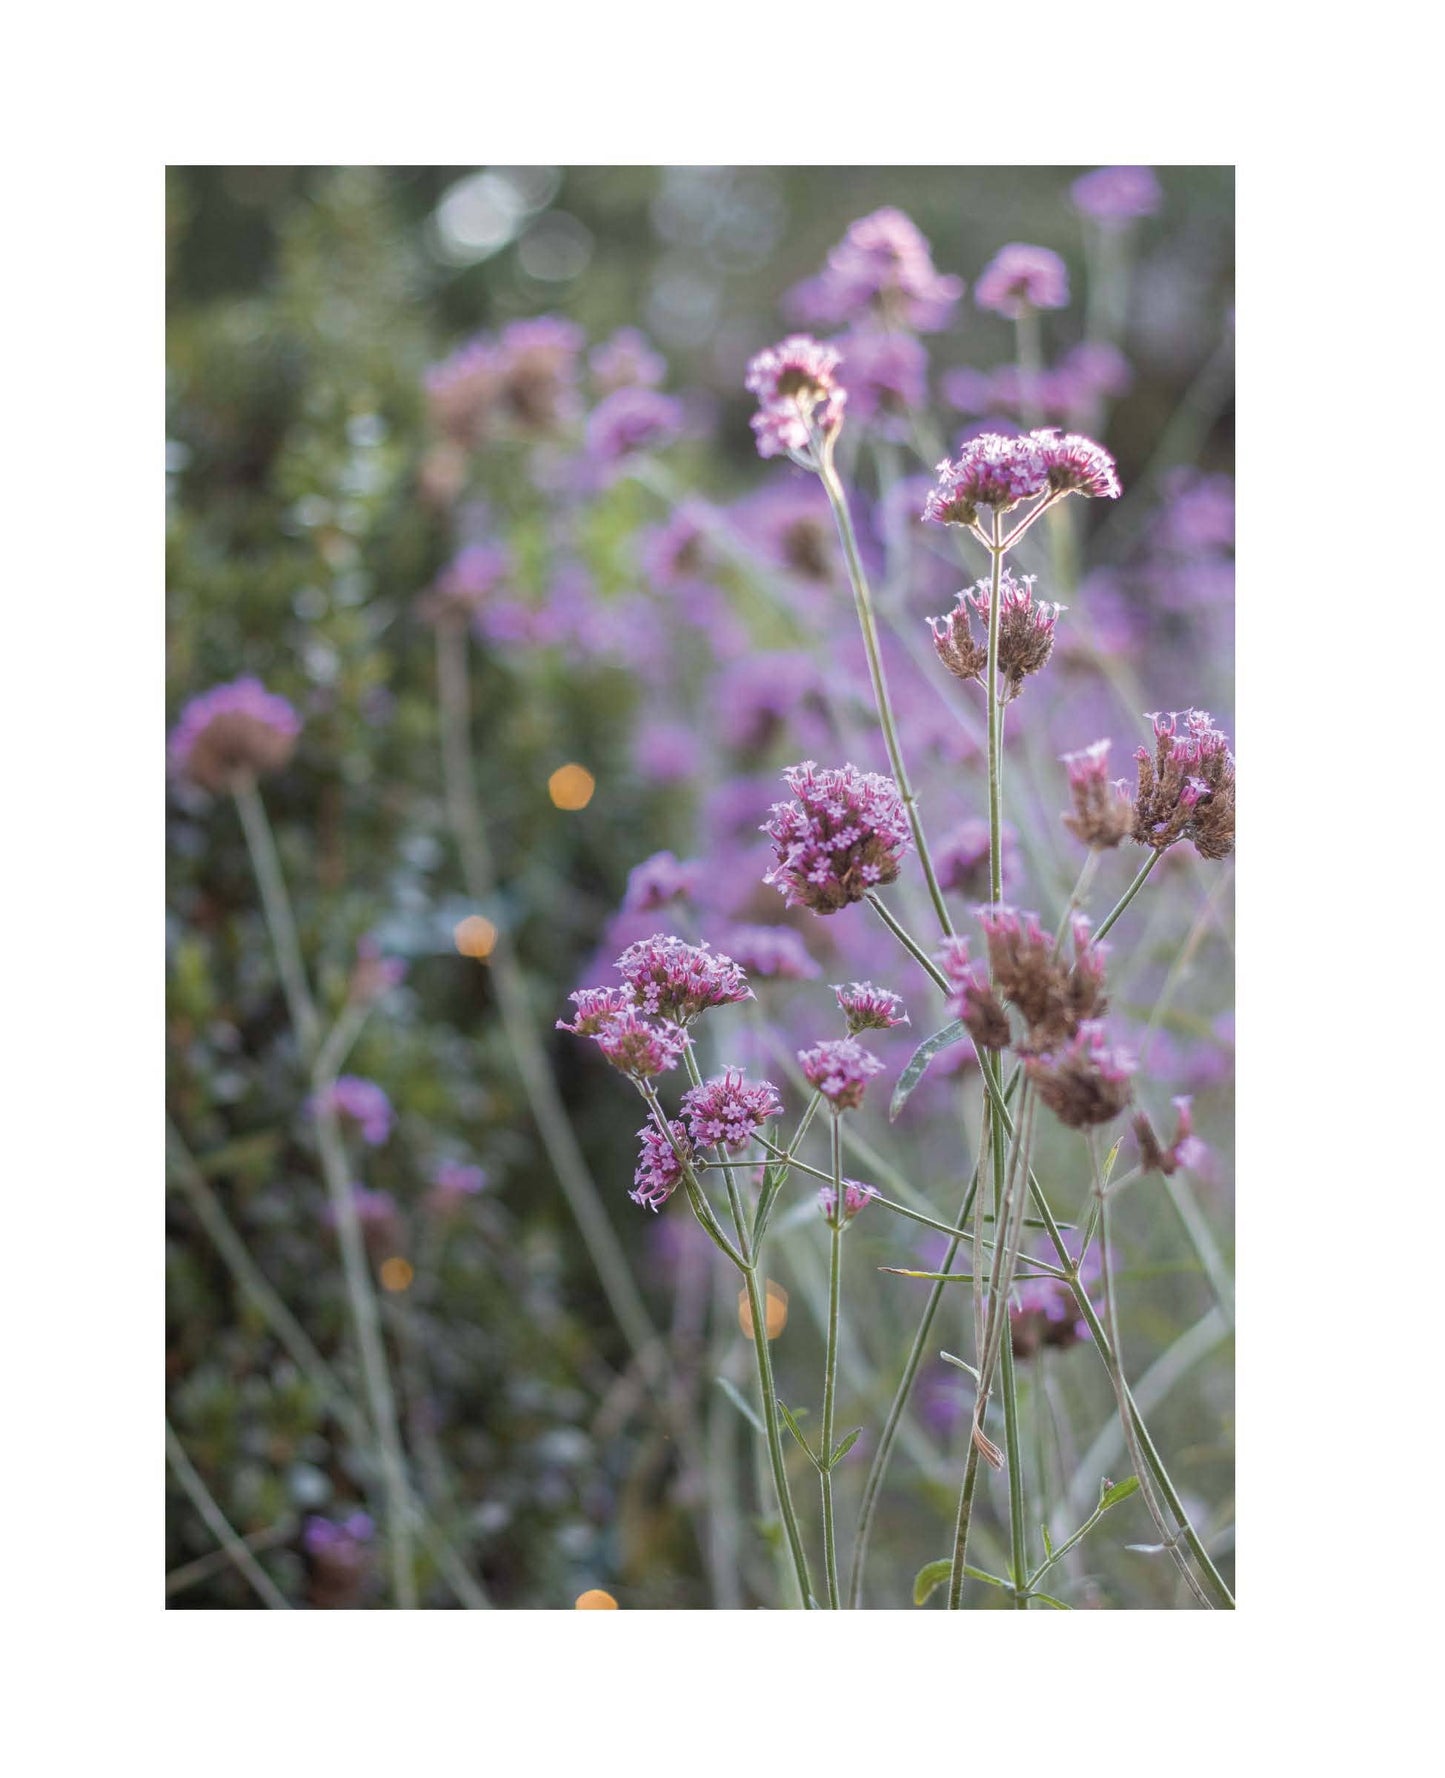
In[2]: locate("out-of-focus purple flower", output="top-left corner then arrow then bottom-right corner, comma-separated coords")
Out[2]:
1070,166 -> 1162,226
1010,1242 -> 1097,1357
616,934 -> 752,1023
935,818 -> 1021,902
168,677 -> 302,793
745,335 -> 846,461
923,433 -> 1048,526
834,982 -> 909,1034
1028,428 -> 1122,501
936,936 -> 1011,1052
350,937 -> 407,1004
323,1187 -> 403,1260
974,244 -> 1070,318
418,541 -> 511,626
632,718 -> 702,785
312,1076 -> 394,1146
941,365 -> 997,416
1131,709 -> 1236,860
721,924 -> 821,981
1026,1021 -> 1136,1128
785,208 -> 963,333
303,1511 -> 374,1555
717,651 -> 826,753
632,1119 -> 691,1211
835,329 -> 928,434
1060,341 -> 1134,404
681,1068 -> 784,1150
622,851 -> 703,914
729,480 -> 838,587
426,1162 -> 489,1215
1061,740 -> 1134,850
302,1511 -> 376,1609
494,315 -> 585,432
1157,470 -> 1235,553
424,334 -> 502,447
590,326 -> 667,394
762,760 -> 912,916
641,502 -> 719,590
819,1177 -> 877,1226
1133,1095 -> 1208,1177
798,1037 -> 885,1110
557,985 -> 636,1037
585,387 -> 684,464
591,1007 -> 688,1080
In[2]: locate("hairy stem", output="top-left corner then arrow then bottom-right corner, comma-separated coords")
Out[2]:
821,1114 -> 845,1608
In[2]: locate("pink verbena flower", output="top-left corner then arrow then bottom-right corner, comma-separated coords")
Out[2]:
1028,428 -> 1122,500
168,676 -> 302,793
761,761 -> 912,916
557,985 -> 637,1037
819,1178 -> 878,1226
631,1119 -> 691,1211
1070,166 -> 1162,226
1131,709 -> 1236,860
1061,740 -> 1134,849
799,1037 -> 885,1110
927,569 -> 1064,701
681,1069 -> 784,1150
721,924 -> 822,981
1025,1021 -> 1136,1128
622,851 -> 703,914
1133,1095 -> 1206,1177
592,1008 -> 687,1080
615,934 -> 753,1024
833,982 -> 910,1034
787,207 -> 964,333
310,1076 -> 394,1146
974,244 -> 1070,318
584,387 -> 684,463
745,335 -> 846,460
835,329 -> 929,433
922,433 -> 1048,528
589,327 -> 667,394
936,936 -> 1012,1052
494,315 -> 586,432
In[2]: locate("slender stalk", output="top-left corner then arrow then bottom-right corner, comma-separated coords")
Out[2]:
165,1421 -> 292,1610
1094,849 -> 1163,943
820,1115 -> 845,1608
232,778 -> 320,1056
863,892 -> 951,992
816,442 -> 954,937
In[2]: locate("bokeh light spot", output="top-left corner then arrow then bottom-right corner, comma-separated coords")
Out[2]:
574,1588 -> 618,1610
379,1257 -> 414,1293
548,763 -> 596,810
738,1279 -> 789,1341
454,915 -> 498,959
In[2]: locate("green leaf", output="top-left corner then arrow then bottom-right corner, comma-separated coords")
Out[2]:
714,1376 -> 765,1436
1029,1590 -> 1072,1610
878,1266 -> 974,1283
828,1428 -> 862,1469
938,1350 -> 980,1381
1100,1475 -> 1141,1510
776,1398 -> 819,1468
890,1019 -> 969,1122
1040,1523 -> 1055,1560
913,1558 -> 953,1606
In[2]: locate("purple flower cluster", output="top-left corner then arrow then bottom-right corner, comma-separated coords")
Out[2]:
1070,166 -> 1162,225
1025,1021 -> 1137,1129
615,934 -> 753,1023
1133,1095 -> 1207,1177
418,541 -> 510,626
1131,709 -> 1236,860
798,1037 -> 885,1110
819,1178 -> 878,1226
745,335 -> 846,461
584,387 -> 684,464
923,429 -> 1120,529
1032,428 -> 1123,500
943,343 -> 1132,427
312,1075 -> 394,1146
762,761 -> 912,916
974,243 -> 1070,318
834,982 -> 909,1033
622,851 -> 702,914
935,818 -> 1021,902
556,986 -> 636,1037
721,924 -> 821,981
1010,1244 -> 1099,1358
976,904 -> 1110,1053
424,315 -> 585,445
590,1007 -> 687,1080
927,569 -> 1064,702
168,677 -> 302,793
426,1162 -> 489,1214
631,1119 -> 691,1211
786,207 -> 963,333
1061,740 -> 1134,849
936,936 -> 1011,1052
680,1069 -> 783,1150
835,329 -> 929,433
589,327 -> 666,394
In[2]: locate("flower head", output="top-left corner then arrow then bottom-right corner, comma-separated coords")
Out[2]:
168,677 -> 302,793
762,761 -> 912,916
1130,709 -> 1236,860
974,244 -> 1070,318
721,924 -> 822,981
591,1008 -> 687,1080
1070,166 -> 1162,226
936,936 -> 1011,1052
417,541 -> 511,626
745,335 -> 846,461
585,387 -> 683,463
494,315 -> 585,432
681,1069 -> 784,1150
1061,740 -> 1134,849
615,935 -> 753,1023
622,851 -> 703,914
974,906 -> 1109,1052
312,1075 -> 394,1147
833,982 -> 910,1034
557,985 -> 637,1037
786,207 -> 963,333
922,433 -> 1049,527
1028,428 -> 1121,501
819,1178 -> 878,1227
631,1119 -> 691,1211
936,818 -> 1021,902
1133,1095 -> 1207,1177
835,329 -> 929,433
426,1162 -> 489,1215
1026,1021 -> 1136,1128
589,327 -> 667,394
798,1037 -> 885,1110
928,570 -> 1063,702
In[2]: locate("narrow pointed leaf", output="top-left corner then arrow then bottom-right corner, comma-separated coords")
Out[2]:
913,1558 -> 953,1606
1100,1475 -> 1141,1510
828,1428 -> 862,1469
776,1397 -> 819,1467
890,1019 -> 969,1121
714,1376 -> 765,1436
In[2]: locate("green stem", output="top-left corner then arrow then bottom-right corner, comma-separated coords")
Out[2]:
166,1420 -> 292,1610
816,444 -> 954,937
821,1114 -> 844,1609
1094,849 -> 1163,942
232,778 -> 320,1057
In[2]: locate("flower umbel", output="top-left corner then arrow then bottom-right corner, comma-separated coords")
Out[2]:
591,1008 -> 687,1080
631,1119 -> 691,1211
819,1178 -> 878,1227
745,335 -> 846,462
615,935 -> 753,1023
1061,740 -> 1134,849
1130,709 -> 1236,860
936,937 -> 1011,1052
922,433 -> 1048,528
833,982 -> 910,1034
681,1069 -> 784,1150
168,677 -> 302,793
974,243 -> 1070,318
798,1038 -> 886,1111
762,761 -> 912,916
1025,1021 -> 1136,1129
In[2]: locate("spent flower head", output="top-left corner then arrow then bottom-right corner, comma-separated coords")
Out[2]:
1133,1095 -> 1207,1177
1131,709 -> 1236,860
928,570 -> 1063,702
1026,1021 -> 1136,1128
168,677 -> 302,793
798,1038 -> 886,1110
762,761 -> 912,916
936,936 -> 1011,1052
1061,740 -> 1134,849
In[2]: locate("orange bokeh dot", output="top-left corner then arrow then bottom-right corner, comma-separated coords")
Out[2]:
738,1279 -> 789,1341
379,1257 -> 414,1293
454,915 -> 498,959
574,1588 -> 618,1610
548,763 -> 596,810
